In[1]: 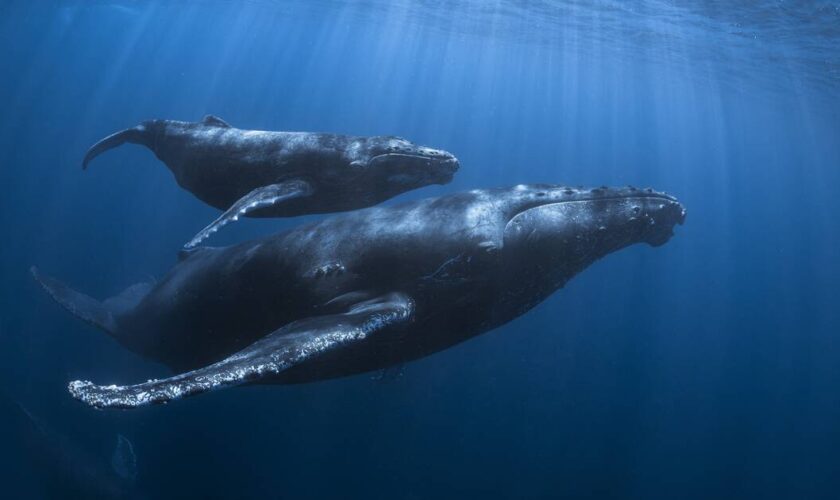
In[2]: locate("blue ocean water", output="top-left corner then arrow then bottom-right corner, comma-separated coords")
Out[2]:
1,1 -> 839,498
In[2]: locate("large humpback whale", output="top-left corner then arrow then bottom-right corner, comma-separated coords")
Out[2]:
83,116 -> 459,248
32,184 -> 685,409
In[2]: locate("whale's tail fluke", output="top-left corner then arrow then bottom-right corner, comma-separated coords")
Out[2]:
82,124 -> 150,169
30,266 -> 120,337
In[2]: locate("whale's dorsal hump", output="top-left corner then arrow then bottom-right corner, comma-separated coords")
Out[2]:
177,245 -> 220,262
202,115 -> 232,128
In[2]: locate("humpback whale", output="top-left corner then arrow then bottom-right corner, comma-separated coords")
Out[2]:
83,116 -> 459,248
3,397 -> 140,498
32,184 -> 685,409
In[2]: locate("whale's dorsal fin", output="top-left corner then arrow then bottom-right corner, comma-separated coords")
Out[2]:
201,115 -> 232,128
322,290 -> 375,311
177,245 -> 219,262
177,248 -> 197,262
68,293 -> 415,409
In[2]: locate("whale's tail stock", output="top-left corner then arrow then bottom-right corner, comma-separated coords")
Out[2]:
82,122 -> 154,169
31,266 -> 119,335
30,266 -> 151,341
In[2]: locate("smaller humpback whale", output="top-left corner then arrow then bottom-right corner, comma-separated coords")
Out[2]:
83,116 -> 459,248
32,184 -> 685,409
3,396 -> 140,498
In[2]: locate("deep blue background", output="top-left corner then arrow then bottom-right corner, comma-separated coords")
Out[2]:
1,1 -> 839,498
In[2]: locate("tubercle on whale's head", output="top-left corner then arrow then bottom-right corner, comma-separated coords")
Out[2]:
501,185 -> 685,279
356,136 -> 460,189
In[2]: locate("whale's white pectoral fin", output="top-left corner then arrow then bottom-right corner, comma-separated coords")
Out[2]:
183,180 -> 313,250
68,293 -> 414,409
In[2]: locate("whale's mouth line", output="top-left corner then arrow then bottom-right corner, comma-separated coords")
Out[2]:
569,192 -> 679,203
536,193 -> 679,205
370,153 -> 459,185
369,153 -> 458,166
370,153 -> 423,162
516,194 -> 686,224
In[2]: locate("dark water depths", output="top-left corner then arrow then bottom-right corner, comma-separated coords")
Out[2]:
1,1 -> 839,498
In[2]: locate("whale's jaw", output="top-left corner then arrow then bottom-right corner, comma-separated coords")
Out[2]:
502,187 -> 685,285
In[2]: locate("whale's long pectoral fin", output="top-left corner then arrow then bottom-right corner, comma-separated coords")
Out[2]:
183,180 -> 314,250
68,293 -> 414,409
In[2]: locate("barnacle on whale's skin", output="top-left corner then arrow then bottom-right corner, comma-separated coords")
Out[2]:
35,185 -> 683,409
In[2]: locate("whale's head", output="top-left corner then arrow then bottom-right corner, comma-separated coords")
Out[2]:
501,185 -> 685,288
357,136 -> 459,190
